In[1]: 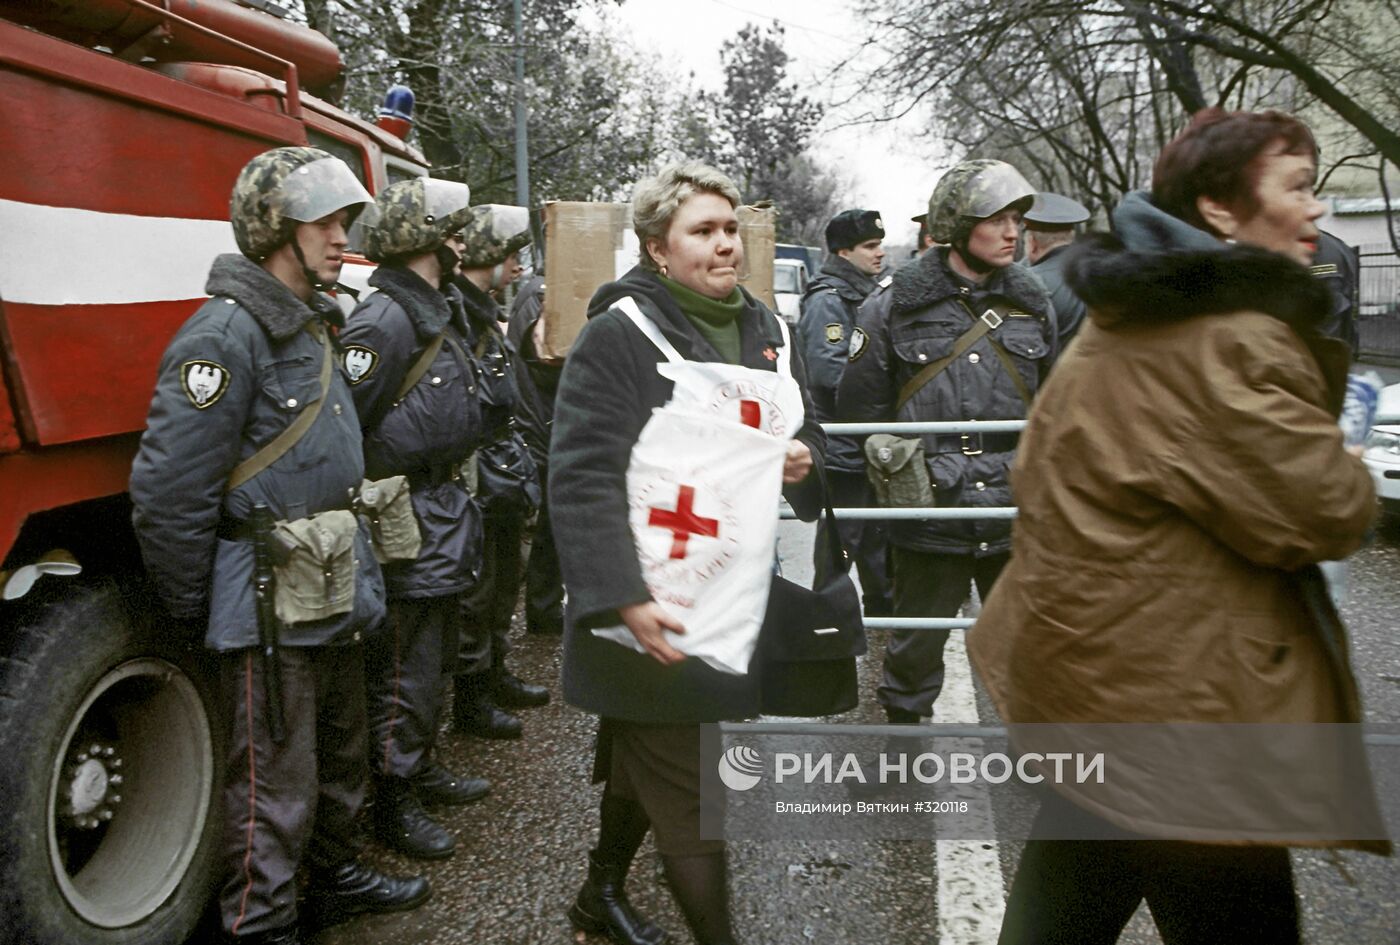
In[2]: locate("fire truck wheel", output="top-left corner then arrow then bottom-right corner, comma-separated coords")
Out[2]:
0,580 -> 221,945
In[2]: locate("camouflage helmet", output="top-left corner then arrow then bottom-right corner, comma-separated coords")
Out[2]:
926,159 -> 1036,244
362,177 -> 474,262
458,204 -> 532,269
230,147 -> 377,258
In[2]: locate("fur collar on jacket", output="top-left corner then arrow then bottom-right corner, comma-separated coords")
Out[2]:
1064,233 -> 1330,334
890,247 -> 1050,319
205,253 -> 341,342
369,264 -> 452,339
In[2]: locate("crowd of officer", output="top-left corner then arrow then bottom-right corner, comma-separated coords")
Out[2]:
130,149 -> 559,945
128,139 -> 1367,945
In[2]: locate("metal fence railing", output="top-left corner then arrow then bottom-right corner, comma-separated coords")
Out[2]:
1358,244 -> 1400,360
780,420 -> 1025,630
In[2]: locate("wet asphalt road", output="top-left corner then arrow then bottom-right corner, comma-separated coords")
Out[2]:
297,509 -> 1400,945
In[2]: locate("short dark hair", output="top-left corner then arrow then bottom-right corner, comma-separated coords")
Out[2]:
1152,108 -> 1317,235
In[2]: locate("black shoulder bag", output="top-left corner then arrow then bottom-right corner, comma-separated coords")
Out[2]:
755,471 -> 867,717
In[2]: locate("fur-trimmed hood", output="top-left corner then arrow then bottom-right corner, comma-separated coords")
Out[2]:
205,253 -> 341,341
369,264 -> 453,340
1069,191 -> 1330,334
891,246 -> 1050,319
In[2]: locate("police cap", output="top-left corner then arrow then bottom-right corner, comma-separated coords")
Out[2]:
825,209 -> 885,252
1023,192 -> 1090,231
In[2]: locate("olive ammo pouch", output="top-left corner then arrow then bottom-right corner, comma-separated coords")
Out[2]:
355,476 -> 421,564
269,510 -> 359,625
864,434 -> 935,508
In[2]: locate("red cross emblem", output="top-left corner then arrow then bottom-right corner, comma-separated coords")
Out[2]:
647,485 -> 720,560
739,399 -> 761,428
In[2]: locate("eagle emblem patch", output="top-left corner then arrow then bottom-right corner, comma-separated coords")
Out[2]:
343,345 -> 378,385
181,360 -> 229,409
848,328 -> 868,362
825,322 -> 844,344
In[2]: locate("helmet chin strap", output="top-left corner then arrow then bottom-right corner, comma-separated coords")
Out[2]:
434,244 -> 461,291
290,236 -> 332,293
951,235 -> 997,275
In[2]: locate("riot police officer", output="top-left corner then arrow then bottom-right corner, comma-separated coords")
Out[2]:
130,147 -> 429,945
342,178 -> 491,860
837,160 -> 1056,723
451,205 -> 551,740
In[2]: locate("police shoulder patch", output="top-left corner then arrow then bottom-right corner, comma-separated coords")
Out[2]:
825,322 -> 844,344
343,345 -> 379,385
181,360 -> 230,409
848,327 -> 869,362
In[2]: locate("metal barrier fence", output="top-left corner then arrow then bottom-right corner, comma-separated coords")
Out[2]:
780,419 -> 1025,630
1358,244 -> 1400,360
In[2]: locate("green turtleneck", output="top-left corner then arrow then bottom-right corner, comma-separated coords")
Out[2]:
659,274 -> 744,364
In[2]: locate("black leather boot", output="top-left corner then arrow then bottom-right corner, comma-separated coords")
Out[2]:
412,760 -> 491,806
373,776 -> 455,859
884,706 -> 921,724
453,672 -> 523,739
492,666 -> 550,708
569,849 -> 668,945
305,859 -> 431,928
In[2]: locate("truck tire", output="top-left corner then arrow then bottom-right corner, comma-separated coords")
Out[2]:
0,581 -> 221,945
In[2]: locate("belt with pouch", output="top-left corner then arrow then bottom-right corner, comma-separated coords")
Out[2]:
925,431 -> 1020,456
216,504 -> 352,542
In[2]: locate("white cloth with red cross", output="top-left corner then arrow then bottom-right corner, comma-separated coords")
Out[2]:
590,296 -> 804,674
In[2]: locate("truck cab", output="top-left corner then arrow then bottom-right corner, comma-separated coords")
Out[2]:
0,4 -> 428,942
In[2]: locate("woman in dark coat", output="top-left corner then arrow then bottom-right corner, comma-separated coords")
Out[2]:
550,162 -> 826,945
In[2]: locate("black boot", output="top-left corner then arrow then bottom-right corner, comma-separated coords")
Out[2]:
373,776 -> 455,860
492,666 -> 550,708
411,760 -> 491,806
660,851 -> 739,945
884,706 -> 921,724
569,849 -> 668,945
453,672 -> 523,739
305,859 -> 431,928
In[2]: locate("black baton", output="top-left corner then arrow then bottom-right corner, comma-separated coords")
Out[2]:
249,503 -> 287,744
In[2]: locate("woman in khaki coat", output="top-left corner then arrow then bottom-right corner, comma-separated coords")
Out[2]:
970,109 -> 1389,945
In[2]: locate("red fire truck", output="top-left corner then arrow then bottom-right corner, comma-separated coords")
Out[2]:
0,3 -> 428,941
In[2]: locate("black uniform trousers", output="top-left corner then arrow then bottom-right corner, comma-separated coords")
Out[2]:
523,488 -> 564,629
878,546 -> 1008,717
813,468 -> 892,615
219,644 -> 367,937
458,508 -> 525,674
999,790 -> 1300,944
365,595 -> 459,779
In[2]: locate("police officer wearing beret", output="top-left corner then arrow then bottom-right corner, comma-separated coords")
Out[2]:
1023,192 -> 1091,350
451,205 -> 551,741
797,209 -> 893,616
341,178 -> 492,861
130,147 -> 428,945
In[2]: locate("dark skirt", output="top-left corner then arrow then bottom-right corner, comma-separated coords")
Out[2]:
593,718 -> 722,856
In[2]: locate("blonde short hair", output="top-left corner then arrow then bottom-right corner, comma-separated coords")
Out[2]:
632,161 -> 742,271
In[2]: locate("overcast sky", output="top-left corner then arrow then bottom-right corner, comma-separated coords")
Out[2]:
583,0 -> 949,246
